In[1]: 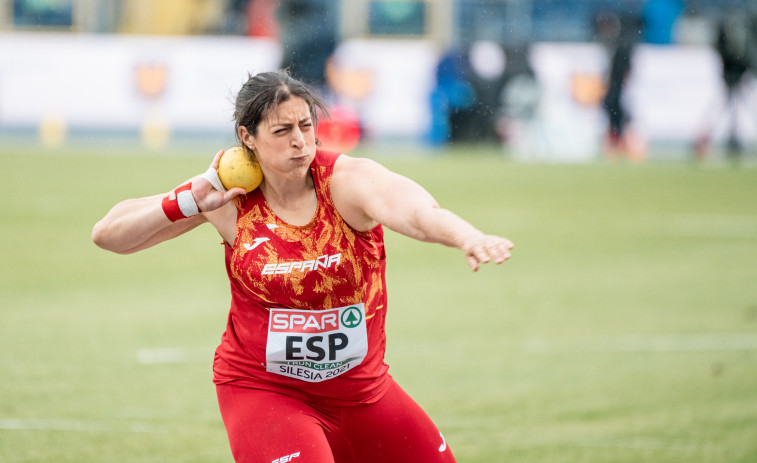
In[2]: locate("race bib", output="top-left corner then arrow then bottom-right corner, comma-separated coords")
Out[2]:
266,304 -> 368,383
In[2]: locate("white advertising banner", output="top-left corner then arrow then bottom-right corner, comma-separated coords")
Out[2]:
0,33 -> 282,131
629,44 -> 756,143
2,33 -> 751,158
526,42 -> 756,160
329,39 -> 438,140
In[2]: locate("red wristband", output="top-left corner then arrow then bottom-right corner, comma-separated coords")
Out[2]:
161,183 -> 199,222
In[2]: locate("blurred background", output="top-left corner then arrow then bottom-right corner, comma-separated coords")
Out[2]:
2,3 -> 757,462
1,0 -> 756,163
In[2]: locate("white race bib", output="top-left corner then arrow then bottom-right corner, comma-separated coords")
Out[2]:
265,304 -> 368,382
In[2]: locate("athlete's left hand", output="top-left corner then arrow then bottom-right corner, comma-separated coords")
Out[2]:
461,234 -> 514,272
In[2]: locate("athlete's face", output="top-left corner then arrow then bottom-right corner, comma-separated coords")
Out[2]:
243,97 -> 317,180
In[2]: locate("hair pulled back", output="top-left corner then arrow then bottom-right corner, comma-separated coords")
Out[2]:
233,70 -> 329,148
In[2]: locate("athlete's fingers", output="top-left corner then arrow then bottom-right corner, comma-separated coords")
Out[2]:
486,237 -> 514,264
462,241 -> 489,272
210,149 -> 225,169
470,243 -> 492,265
223,187 -> 247,203
465,254 -> 480,272
462,235 -> 513,271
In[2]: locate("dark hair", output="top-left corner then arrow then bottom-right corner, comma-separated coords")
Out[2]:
233,70 -> 329,149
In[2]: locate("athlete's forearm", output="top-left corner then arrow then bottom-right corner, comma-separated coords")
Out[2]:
407,205 -> 483,248
92,195 -> 203,254
406,205 -> 513,271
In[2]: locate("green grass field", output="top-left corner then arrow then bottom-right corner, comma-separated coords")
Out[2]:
2,143 -> 756,462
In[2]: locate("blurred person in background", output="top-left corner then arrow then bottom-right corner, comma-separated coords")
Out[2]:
222,0 -> 254,35
494,45 -> 540,149
641,0 -> 683,45
694,11 -> 757,161
427,49 -> 476,146
92,70 -> 513,463
221,0 -> 280,37
245,0 -> 280,37
427,41 -> 511,147
463,41 -> 511,144
277,0 -> 339,92
597,10 -> 647,161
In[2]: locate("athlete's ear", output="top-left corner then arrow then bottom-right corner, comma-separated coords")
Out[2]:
239,126 -> 255,151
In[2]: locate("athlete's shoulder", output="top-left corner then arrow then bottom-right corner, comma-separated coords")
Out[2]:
313,149 -> 342,167
332,154 -> 388,180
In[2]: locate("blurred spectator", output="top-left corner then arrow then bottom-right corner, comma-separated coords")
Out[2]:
277,0 -> 338,91
642,0 -> 683,45
495,45 -> 540,146
464,41 -> 509,144
247,0 -> 279,37
222,0 -> 279,37
600,12 -> 647,160
695,12 -> 757,160
594,9 -> 622,50
427,49 -> 476,146
428,41 -> 513,146
222,0 -> 251,35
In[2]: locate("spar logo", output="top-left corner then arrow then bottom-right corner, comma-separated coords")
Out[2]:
270,306 -> 363,333
271,309 -> 340,333
341,306 -> 362,328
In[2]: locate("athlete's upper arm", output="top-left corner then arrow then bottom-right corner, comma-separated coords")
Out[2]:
331,156 -> 439,237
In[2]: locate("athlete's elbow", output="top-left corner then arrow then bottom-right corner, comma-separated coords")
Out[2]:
413,206 -> 468,246
406,205 -> 442,243
91,220 -> 133,254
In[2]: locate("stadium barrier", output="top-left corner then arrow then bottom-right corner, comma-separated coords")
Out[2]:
1,33 -> 752,157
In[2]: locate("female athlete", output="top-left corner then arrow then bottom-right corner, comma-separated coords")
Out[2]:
92,70 -> 513,463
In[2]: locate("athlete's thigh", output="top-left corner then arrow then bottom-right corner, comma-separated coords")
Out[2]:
335,379 -> 456,463
216,385 -> 335,463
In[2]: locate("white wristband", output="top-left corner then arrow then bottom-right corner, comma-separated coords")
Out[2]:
201,167 -> 226,192
176,189 -> 200,217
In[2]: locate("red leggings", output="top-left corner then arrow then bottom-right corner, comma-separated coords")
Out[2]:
216,378 -> 456,463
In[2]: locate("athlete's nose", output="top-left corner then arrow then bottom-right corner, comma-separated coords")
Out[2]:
291,127 -> 305,149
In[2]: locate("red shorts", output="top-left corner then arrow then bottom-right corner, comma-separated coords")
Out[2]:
216,377 -> 456,463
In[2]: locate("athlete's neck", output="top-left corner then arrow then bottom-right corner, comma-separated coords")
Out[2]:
260,172 -> 317,227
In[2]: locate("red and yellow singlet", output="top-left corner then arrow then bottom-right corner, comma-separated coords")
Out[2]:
213,150 -> 391,406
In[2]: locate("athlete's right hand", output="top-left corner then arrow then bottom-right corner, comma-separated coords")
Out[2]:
192,150 -> 247,212
460,233 -> 514,272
